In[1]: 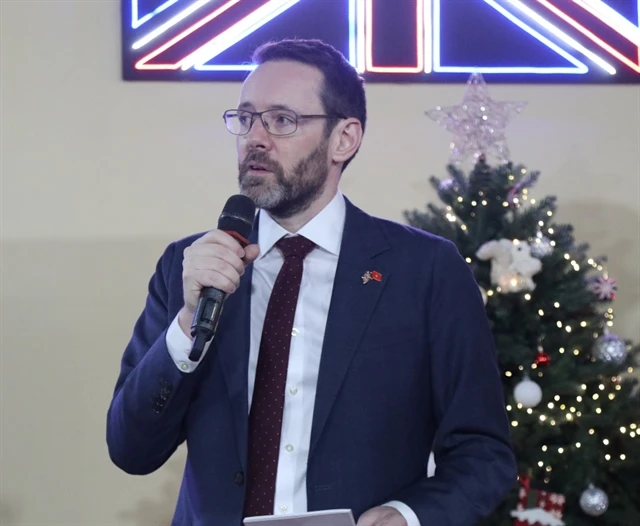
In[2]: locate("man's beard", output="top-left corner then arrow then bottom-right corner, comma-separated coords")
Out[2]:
238,143 -> 329,219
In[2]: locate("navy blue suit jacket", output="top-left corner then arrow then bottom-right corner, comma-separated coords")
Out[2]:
107,197 -> 517,526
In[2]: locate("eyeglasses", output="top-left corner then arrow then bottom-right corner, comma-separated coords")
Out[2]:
222,108 -> 345,136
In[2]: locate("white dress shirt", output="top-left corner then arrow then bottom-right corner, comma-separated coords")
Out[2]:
165,190 -> 420,525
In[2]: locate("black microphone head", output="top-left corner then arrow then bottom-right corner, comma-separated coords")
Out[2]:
218,194 -> 256,243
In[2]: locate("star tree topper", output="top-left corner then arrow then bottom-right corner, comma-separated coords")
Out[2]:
425,73 -> 527,166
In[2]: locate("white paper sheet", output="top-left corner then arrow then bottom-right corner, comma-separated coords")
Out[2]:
243,508 -> 355,526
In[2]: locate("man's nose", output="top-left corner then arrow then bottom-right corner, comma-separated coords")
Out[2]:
244,115 -> 272,149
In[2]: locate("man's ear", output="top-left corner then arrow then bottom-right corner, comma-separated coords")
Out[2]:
330,118 -> 363,165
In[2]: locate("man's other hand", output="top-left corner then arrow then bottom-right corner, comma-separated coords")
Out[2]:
356,506 -> 408,526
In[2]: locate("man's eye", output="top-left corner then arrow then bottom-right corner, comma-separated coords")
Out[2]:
276,114 -> 295,124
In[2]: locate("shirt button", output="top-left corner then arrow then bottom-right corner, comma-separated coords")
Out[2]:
180,363 -> 189,371
280,505 -> 288,513
289,386 -> 298,395
291,328 -> 299,336
285,444 -> 294,452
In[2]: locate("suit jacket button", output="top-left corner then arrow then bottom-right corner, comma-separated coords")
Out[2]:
234,472 -> 244,485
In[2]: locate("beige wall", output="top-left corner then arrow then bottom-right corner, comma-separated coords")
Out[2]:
1,1 -> 639,525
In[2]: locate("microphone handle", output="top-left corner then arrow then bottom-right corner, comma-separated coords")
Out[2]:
187,230 -> 249,362
188,287 -> 226,361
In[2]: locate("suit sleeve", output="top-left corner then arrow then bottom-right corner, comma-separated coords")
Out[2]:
389,238 -> 518,525
106,241 -> 203,475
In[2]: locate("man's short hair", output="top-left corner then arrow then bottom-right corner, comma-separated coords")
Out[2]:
251,38 -> 367,171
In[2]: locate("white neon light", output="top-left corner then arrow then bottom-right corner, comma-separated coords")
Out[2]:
132,0 -> 215,49
356,0 -> 366,73
495,0 -> 615,74
573,0 -> 640,46
182,0 -> 301,71
424,0 -> 432,73
434,0 -> 588,73
195,64 -> 257,71
132,0 -> 180,29
349,0 -> 357,70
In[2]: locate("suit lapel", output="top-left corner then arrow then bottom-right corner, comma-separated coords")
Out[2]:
214,216 -> 260,472
309,199 -> 391,457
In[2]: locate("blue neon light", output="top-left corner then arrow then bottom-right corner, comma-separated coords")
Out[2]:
132,0 -> 181,29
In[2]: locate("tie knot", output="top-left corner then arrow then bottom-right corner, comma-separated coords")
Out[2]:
276,235 -> 316,259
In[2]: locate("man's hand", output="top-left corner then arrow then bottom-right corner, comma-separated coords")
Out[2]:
178,229 -> 260,337
356,506 -> 408,526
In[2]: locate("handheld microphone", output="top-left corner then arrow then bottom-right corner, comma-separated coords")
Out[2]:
188,194 -> 256,361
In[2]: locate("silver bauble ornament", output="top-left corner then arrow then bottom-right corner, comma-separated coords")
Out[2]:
580,484 -> 608,517
513,376 -> 542,408
593,333 -> 627,365
529,233 -> 553,258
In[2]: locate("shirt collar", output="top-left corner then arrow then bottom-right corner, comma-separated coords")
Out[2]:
257,190 -> 346,259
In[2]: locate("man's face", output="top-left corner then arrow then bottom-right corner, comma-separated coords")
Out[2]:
235,60 -> 331,219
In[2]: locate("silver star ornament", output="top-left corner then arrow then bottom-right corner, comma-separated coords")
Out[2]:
426,73 -> 527,166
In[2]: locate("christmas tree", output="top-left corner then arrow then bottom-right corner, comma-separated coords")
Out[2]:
404,74 -> 640,526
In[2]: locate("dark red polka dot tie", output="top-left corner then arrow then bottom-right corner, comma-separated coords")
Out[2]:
243,235 -> 316,518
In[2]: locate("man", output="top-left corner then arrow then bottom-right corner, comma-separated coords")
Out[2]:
107,39 -> 517,526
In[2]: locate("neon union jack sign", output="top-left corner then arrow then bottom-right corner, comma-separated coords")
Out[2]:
121,0 -> 640,83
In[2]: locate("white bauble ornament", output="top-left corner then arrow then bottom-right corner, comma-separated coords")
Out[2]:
579,484 -> 608,517
514,376 -> 542,408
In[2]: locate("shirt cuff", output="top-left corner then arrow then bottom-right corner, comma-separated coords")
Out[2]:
383,501 -> 421,526
165,313 -> 212,373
